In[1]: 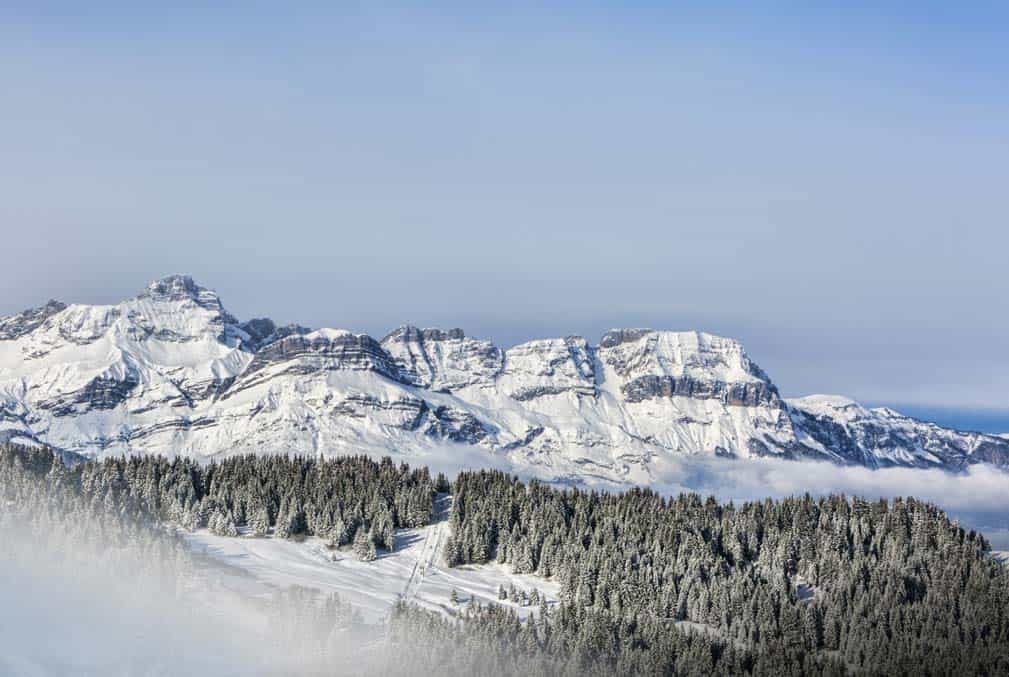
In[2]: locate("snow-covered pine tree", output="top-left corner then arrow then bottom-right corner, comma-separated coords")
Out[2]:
249,505 -> 270,537
353,527 -> 377,562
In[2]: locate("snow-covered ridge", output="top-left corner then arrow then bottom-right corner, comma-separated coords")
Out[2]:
1,275 -> 1006,481
786,395 -> 1009,470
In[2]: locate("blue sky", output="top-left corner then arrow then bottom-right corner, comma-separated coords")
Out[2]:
1,3 -> 1007,424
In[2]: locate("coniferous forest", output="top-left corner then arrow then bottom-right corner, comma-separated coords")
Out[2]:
1,443 -> 440,552
441,470 -> 1009,675
3,443 -> 1008,676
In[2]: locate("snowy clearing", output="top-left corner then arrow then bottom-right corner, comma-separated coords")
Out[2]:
185,496 -> 559,623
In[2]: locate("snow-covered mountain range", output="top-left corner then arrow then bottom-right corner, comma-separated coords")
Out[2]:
1,275 -> 1006,481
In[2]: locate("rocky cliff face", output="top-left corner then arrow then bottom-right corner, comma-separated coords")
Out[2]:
787,395 -> 1009,469
0,300 -> 67,341
381,325 -> 503,391
498,336 -> 596,401
597,329 -> 782,407
1,276 -> 1006,481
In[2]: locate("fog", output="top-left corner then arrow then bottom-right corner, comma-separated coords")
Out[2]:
642,456 -> 1009,549
409,443 -> 1009,548
0,504 -> 465,676
216,435 -> 1009,548
0,523 -> 353,675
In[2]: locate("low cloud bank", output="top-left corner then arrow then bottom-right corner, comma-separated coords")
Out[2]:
0,497 -> 524,677
643,456 -> 1009,548
332,441 -> 1009,548
412,442 -> 1009,549
0,521 -> 327,675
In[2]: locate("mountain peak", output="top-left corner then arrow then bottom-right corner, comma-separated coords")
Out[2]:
599,328 -> 654,348
5,275 -> 1007,473
140,275 -> 223,311
789,394 -> 862,416
41,299 -> 67,313
382,325 -> 467,343
0,299 -> 68,341
143,273 -> 202,296
380,325 -> 501,390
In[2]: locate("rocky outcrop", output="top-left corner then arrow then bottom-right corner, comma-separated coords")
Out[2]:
424,405 -> 490,443
328,394 -> 488,443
599,329 -> 772,384
333,393 -> 427,430
969,441 -> 1009,467
37,371 -> 142,417
381,325 -> 503,391
243,330 -> 401,381
140,274 -> 225,312
239,318 -> 311,351
597,329 -> 782,412
500,336 -> 596,401
621,375 -> 780,407
0,300 -> 66,341
787,396 -> 1009,469
55,306 -> 122,346
598,328 -> 654,349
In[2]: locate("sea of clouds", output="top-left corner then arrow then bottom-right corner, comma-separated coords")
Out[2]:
410,440 -> 1009,548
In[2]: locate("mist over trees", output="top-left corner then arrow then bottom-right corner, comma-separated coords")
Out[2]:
3,443 -> 1008,676
2,444 -> 438,556
0,443 -> 378,674
445,470 -> 1009,675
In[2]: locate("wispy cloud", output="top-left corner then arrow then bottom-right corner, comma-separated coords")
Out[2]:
642,456 -> 1009,548
419,448 -> 1009,549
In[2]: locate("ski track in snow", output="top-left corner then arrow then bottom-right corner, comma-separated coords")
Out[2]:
400,493 -> 450,606
185,493 -> 558,625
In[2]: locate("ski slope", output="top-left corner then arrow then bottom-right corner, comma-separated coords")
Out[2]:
185,495 -> 559,623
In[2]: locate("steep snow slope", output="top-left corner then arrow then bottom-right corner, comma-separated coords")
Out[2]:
1,275 -> 1006,479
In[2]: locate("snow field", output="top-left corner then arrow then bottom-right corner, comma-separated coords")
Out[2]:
185,498 -> 559,624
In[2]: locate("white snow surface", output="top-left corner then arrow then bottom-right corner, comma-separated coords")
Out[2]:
788,394 -> 862,419
2,275 -> 1005,480
185,497 -> 558,623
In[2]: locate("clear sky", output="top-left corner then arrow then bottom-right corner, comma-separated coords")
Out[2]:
2,2 -> 1007,422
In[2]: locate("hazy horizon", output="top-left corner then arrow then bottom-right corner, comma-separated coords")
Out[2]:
3,3 -> 1007,413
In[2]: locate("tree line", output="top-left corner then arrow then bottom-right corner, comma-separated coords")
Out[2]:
443,469 -> 1009,675
2,443 -> 442,556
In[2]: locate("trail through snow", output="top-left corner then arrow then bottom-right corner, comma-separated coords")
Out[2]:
186,493 -> 558,625
400,493 -> 450,606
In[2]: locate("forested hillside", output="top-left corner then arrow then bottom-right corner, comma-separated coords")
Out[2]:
446,470 -> 1009,674
0,444 -> 439,557
3,444 -> 1008,675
